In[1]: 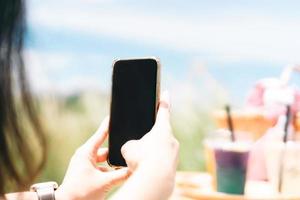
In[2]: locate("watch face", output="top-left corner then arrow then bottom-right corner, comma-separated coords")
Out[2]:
30,182 -> 58,200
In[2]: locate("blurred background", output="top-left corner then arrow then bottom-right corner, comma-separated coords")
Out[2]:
24,0 -> 300,183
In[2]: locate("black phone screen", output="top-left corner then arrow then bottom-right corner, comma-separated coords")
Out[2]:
108,58 -> 159,167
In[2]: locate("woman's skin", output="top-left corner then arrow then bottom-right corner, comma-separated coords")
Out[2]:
4,92 -> 179,200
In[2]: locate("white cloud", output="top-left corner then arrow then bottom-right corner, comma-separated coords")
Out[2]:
24,50 -> 108,94
24,50 -> 54,93
28,2 -> 300,64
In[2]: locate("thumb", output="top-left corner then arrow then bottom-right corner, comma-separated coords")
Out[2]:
121,140 -> 140,171
101,168 -> 130,186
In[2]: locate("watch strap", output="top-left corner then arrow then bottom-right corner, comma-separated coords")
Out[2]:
30,182 -> 58,200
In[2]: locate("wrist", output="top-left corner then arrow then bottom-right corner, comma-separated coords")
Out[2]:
28,192 -> 39,200
54,187 -> 64,200
55,186 -> 75,200
55,185 -> 82,200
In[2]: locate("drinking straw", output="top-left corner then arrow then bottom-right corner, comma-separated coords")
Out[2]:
278,105 -> 291,193
225,105 -> 235,142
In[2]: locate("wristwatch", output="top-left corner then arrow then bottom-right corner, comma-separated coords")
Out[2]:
30,182 -> 58,200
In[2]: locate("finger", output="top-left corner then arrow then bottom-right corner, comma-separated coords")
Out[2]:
154,91 -> 171,130
101,168 -> 130,186
156,91 -> 170,124
84,116 -> 110,154
121,140 -> 139,160
96,148 -> 109,163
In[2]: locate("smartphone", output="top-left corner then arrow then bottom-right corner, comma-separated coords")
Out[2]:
108,57 -> 161,167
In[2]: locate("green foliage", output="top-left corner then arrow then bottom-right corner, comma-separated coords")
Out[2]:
36,92 -> 216,186
64,95 -> 85,113
172,105 -> 215,171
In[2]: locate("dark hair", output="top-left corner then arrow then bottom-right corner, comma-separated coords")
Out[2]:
0,0 -> 47,196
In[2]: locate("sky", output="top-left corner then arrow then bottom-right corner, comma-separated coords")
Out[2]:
25,0 -> 300,105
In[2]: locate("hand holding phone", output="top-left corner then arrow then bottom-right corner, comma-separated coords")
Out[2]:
121,91 -> 179,171
111,92 -> 179,200
57,117 -> 130,200
108,58 -> 160,167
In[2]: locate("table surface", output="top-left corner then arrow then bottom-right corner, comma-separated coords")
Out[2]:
170,171 -> 300,200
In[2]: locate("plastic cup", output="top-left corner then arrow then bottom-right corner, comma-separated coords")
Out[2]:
204,130 -> 253,191
265,141 -> 300,195
214,142 -> 250,195
203,130 -> 231,190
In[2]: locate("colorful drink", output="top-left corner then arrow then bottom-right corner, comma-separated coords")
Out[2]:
214,142 -> 250,195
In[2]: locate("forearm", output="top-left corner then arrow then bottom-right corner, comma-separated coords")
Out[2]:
4,192 -> 38,200
111,164 -> 175,200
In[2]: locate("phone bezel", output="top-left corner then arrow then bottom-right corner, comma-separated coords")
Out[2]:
107,57 -> 161,168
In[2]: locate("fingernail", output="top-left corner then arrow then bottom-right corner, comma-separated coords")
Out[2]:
160,90 -> 171,110
117,167 -> 129,172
